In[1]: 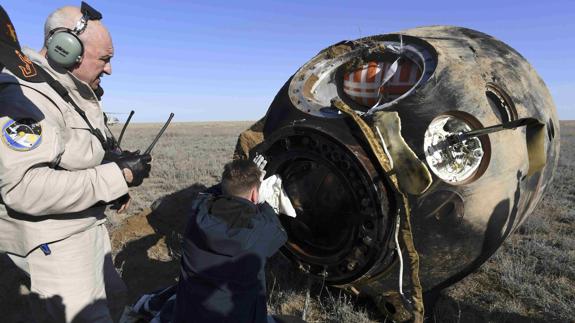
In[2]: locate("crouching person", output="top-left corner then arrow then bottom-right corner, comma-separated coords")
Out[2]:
174,159 -> 287,323
131,159 -> 302,323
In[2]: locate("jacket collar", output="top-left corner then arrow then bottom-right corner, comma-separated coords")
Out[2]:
209,195 -> 259,229
23,47 -> 99,104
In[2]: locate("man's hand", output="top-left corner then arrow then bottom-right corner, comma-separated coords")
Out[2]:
104,149 -> 140,163
117,197 -> 130,214
253,153 -> 268,181
111,193 -> 131,214
115,153 -> 152,187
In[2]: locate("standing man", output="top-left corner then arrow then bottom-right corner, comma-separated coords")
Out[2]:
0,3 -> 151,322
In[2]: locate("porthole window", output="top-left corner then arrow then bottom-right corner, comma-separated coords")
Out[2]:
424,113 -> 490,184
547,118 -> 555,141
486,84 -> 517,123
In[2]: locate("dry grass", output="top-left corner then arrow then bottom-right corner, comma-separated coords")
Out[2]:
265,254 -> 379,322
106,122 -> 250,226
107,120 -> 574,322
2,121 -> 570,322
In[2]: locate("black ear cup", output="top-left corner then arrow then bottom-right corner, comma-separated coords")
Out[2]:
46,29 -> 84,68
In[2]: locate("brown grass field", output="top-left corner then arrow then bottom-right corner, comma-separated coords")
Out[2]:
1,121 -> 573,322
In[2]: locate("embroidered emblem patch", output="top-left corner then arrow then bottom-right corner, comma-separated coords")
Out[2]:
1,118 -> 42,151
15,49 -> 37,78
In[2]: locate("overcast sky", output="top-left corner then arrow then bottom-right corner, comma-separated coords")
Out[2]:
3,0 -> 574,121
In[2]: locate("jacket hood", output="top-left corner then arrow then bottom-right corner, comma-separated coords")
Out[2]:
193,194 -> 263,257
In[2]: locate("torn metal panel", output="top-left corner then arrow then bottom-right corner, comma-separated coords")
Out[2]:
373,111 -> 432,195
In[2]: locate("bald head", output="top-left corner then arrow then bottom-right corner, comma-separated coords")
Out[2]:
44,6 -> 79,41
42,6 -> 114,90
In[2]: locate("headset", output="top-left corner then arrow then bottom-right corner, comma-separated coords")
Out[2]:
45,2 -> 102,68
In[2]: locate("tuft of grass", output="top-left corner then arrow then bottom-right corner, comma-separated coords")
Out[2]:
265,255 -> 378,323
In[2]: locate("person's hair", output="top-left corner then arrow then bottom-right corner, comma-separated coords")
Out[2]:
221,159 -> 261,197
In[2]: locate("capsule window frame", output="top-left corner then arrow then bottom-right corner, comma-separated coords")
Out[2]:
423,111 -> 492,185
485,83 -> 518,124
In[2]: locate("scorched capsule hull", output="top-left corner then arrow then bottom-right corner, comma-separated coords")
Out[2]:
234,25 -> 559,318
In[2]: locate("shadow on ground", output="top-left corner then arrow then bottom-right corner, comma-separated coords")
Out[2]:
0,180 -> 565,322
111,184 -> 560,323
112,183 -> 208,302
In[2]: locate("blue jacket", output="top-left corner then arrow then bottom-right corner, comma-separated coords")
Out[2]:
173,192 -> 287,323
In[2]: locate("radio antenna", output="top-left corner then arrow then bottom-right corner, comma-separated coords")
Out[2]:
144,113 -> 174,155
117,110 -> 134,147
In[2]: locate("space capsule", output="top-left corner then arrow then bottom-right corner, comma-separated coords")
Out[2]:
234,26 -> 559,321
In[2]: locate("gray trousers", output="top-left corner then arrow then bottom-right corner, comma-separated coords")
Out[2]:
8,224 -> 126,323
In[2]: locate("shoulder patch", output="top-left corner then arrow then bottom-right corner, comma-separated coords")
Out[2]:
1,118 -> 42,151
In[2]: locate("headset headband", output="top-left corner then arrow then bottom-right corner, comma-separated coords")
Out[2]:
73,2 -> 103,35
45,2 -> 103,68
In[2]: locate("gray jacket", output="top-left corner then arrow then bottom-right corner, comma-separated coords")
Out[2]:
0,48 -> 128,256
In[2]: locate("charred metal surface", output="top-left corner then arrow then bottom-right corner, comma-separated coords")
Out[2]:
239,25 -> 560,311
256,118 -> 397,285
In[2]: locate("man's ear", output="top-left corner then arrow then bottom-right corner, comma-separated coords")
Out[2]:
70,56 -> 82,70
249,186 -> 259,204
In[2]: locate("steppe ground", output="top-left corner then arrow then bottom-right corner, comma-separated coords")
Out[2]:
0,121 -> 573,322
111,121 -> 575,323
